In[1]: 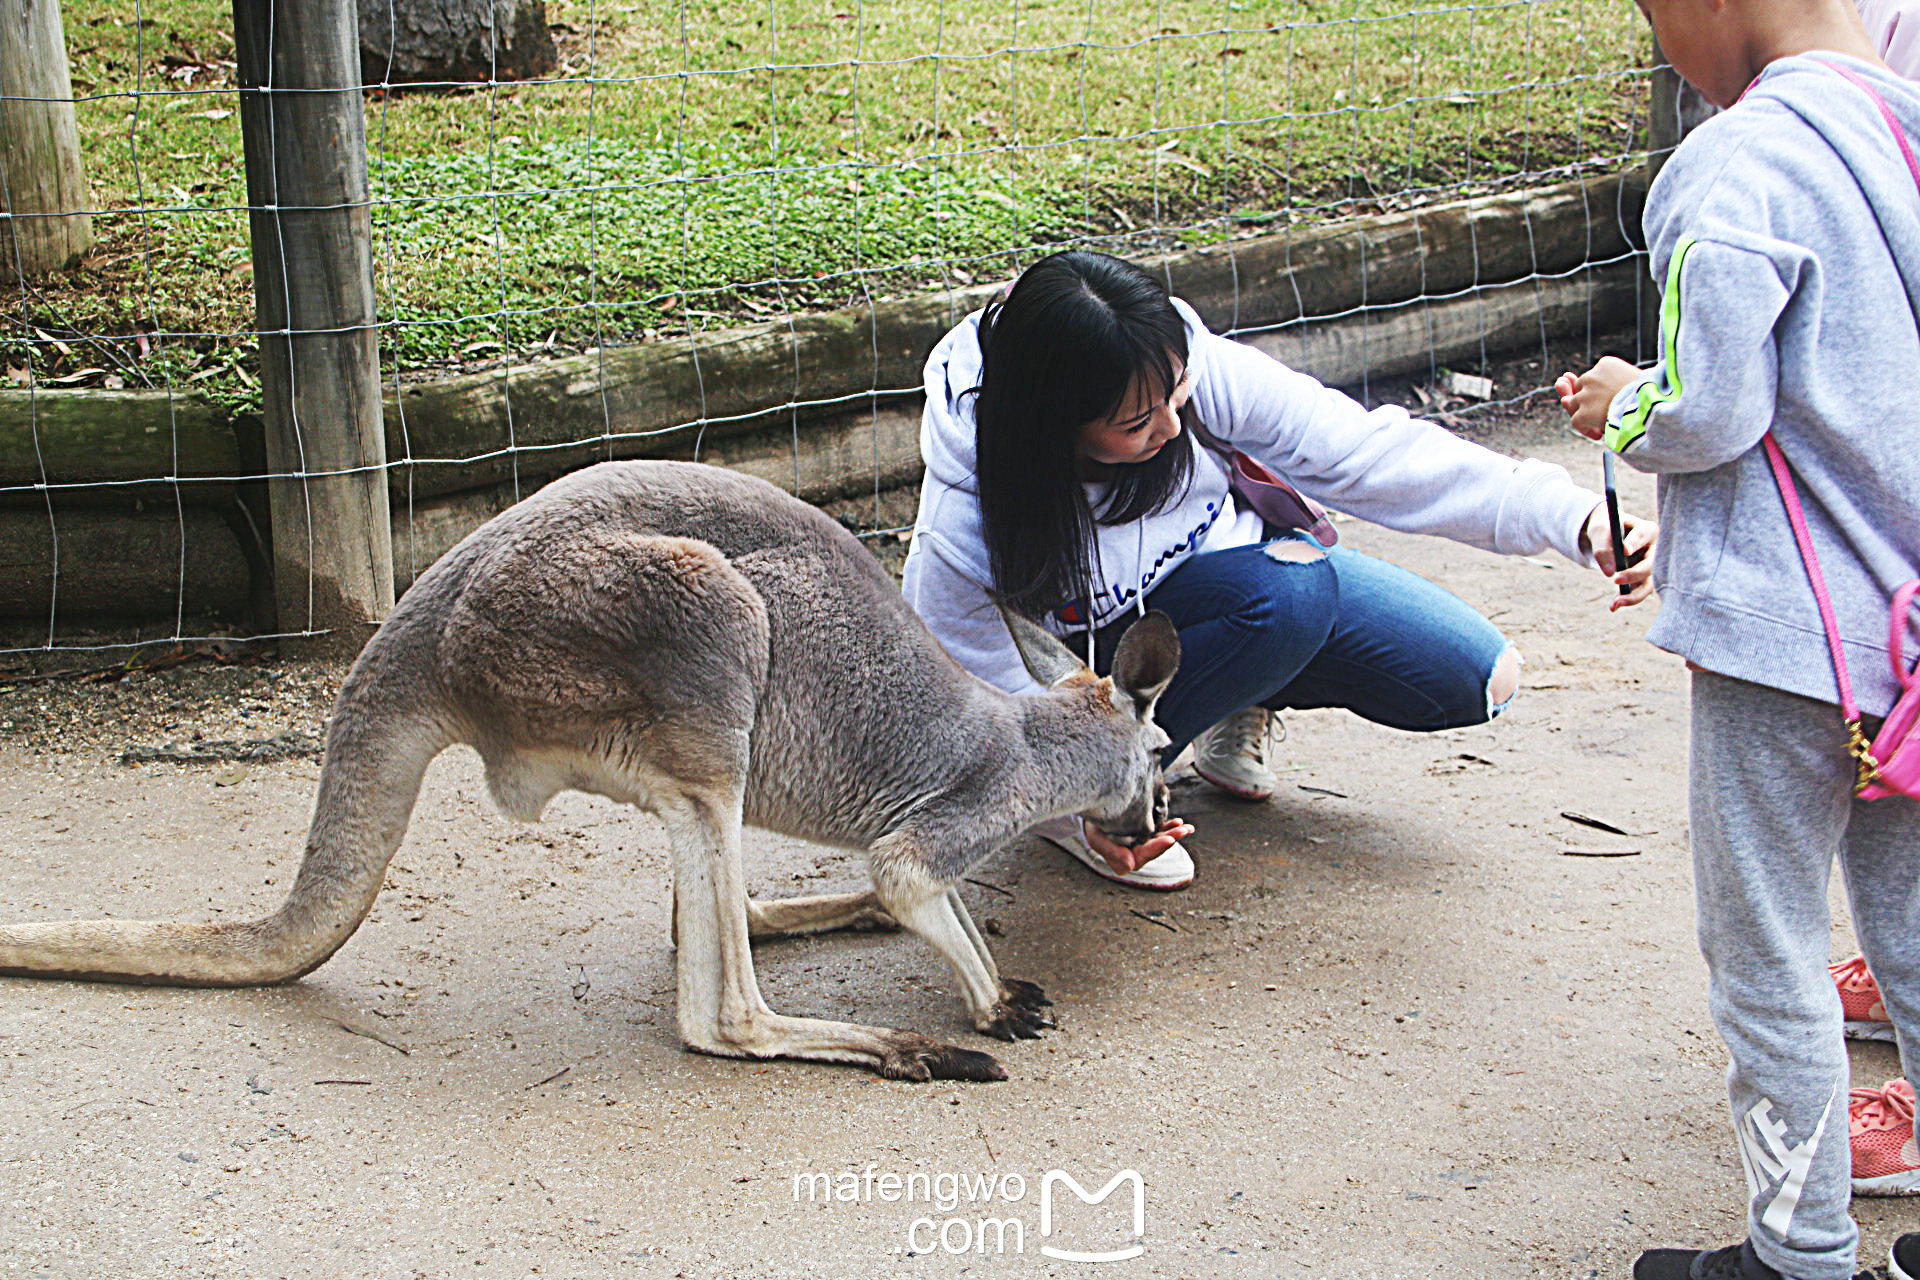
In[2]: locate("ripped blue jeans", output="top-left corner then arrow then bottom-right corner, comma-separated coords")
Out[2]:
1090,535 -> 1516,762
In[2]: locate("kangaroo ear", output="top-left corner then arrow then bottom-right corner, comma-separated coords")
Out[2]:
999,604 -> 1087,689
1110,611 -> 1180,715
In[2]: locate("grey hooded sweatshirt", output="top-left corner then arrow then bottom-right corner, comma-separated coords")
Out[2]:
1604,53 -> 1920,718
903,297 -> 1604,695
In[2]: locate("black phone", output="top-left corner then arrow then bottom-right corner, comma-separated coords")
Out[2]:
1604,453 -> 1632,595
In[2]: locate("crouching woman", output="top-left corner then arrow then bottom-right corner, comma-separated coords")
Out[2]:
901,250 -> 1654,889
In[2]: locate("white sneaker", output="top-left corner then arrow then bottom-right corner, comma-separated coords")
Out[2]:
1193,706 -> 1280,800
1034,817 -> 1194,891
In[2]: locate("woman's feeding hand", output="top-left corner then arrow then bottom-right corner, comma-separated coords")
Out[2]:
1582,505 -> 1659,611
1555,356 -> 1642,441
1085,817 -> 1194,875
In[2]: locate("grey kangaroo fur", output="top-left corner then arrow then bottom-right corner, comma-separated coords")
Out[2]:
0,461 -> 1180,1082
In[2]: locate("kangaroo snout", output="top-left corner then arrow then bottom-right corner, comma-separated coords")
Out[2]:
1095,770 -> 1170,846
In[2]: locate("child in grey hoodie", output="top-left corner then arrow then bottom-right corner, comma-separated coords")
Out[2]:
1558,3 -> 1920,1276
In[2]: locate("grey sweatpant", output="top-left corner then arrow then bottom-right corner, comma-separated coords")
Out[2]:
1691,672 -> 1920,1280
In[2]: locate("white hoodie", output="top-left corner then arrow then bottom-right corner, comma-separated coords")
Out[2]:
901,297 -> 1602,695
1858,0 -> 1920,81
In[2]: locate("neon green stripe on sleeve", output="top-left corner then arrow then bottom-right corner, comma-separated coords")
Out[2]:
1605,234 -> 1698,453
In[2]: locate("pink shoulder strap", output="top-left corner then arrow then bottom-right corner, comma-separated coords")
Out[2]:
1762,434 -> 1861,721
1825,62 -> 1920,191
1891,581 -> 1920,688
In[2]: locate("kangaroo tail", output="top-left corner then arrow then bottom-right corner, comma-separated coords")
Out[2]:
0,660 -> 454,987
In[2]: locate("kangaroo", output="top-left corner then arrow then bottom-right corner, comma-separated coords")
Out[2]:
0,461 -> 1179,1082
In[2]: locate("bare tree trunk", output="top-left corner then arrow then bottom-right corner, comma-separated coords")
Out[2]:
0,0 -> 92,280
357,0 -> 557,86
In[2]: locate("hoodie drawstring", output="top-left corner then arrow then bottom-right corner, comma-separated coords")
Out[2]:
1082,516 -> 1152,671
1136,521 -> 1149,619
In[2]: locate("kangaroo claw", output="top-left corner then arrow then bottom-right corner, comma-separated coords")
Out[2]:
979,1001 -> 1053,1041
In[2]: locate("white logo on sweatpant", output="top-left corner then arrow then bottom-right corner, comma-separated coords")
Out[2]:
1733,1087 -> 1839,1237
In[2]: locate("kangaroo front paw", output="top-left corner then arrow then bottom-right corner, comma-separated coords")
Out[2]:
978,1000 -> 1054,1041
1001,977 -> 1053,1011
877,1034 -> 1006,1083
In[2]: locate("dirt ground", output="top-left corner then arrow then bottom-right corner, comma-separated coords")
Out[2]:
3,403 -> 1915,1280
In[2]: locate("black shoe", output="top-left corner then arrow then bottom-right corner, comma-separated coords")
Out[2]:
1892,1232 -> 1920,1280
1633,1238 -> 1879,1280
1633,1241 -> 1779,1280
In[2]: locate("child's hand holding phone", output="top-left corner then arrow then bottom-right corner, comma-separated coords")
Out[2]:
1555,355 -> 1643,441
1559,356 -> 1659,610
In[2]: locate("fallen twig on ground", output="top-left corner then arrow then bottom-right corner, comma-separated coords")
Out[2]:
324,1017 -> 411,1056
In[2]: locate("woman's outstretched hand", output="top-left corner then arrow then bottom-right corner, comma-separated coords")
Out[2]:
1086,817 -> 1194,876
1555,356 -> 1642,441
1581,504 -> 1658,610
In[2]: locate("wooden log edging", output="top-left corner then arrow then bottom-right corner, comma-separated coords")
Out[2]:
0,506 -> 251,620
0,391 -> 239,503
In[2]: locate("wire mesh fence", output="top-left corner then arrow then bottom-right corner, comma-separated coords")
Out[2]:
0,0 -> 1656,660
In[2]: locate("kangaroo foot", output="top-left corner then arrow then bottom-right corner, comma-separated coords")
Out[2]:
978,999 -> 1055,1041
876,1032 -> 1007,1083
681,1007 -> 1006,1083
1001,977 -> 1053,1011
685,1029 -> 1005,1082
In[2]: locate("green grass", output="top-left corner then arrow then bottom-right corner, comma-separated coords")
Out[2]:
8,0 -> 1651,407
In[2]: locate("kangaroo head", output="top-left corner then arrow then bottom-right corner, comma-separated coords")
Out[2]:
1003,608 -> 1181,843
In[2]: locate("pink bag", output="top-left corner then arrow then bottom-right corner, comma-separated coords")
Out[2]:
1186,418 -> 1340,546
1222,449 -> 1340,547
1764,435 -> 1920,801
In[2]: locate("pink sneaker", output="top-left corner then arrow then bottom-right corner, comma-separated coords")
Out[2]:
1833,955 -> 1898,1043
1851,1077 -> 1920,1197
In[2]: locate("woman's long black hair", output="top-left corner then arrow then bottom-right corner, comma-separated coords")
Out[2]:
971,250 -> 1196,621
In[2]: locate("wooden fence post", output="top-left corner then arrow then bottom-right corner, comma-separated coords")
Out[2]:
0,0 -> 93,280
233,0 -> 394,656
